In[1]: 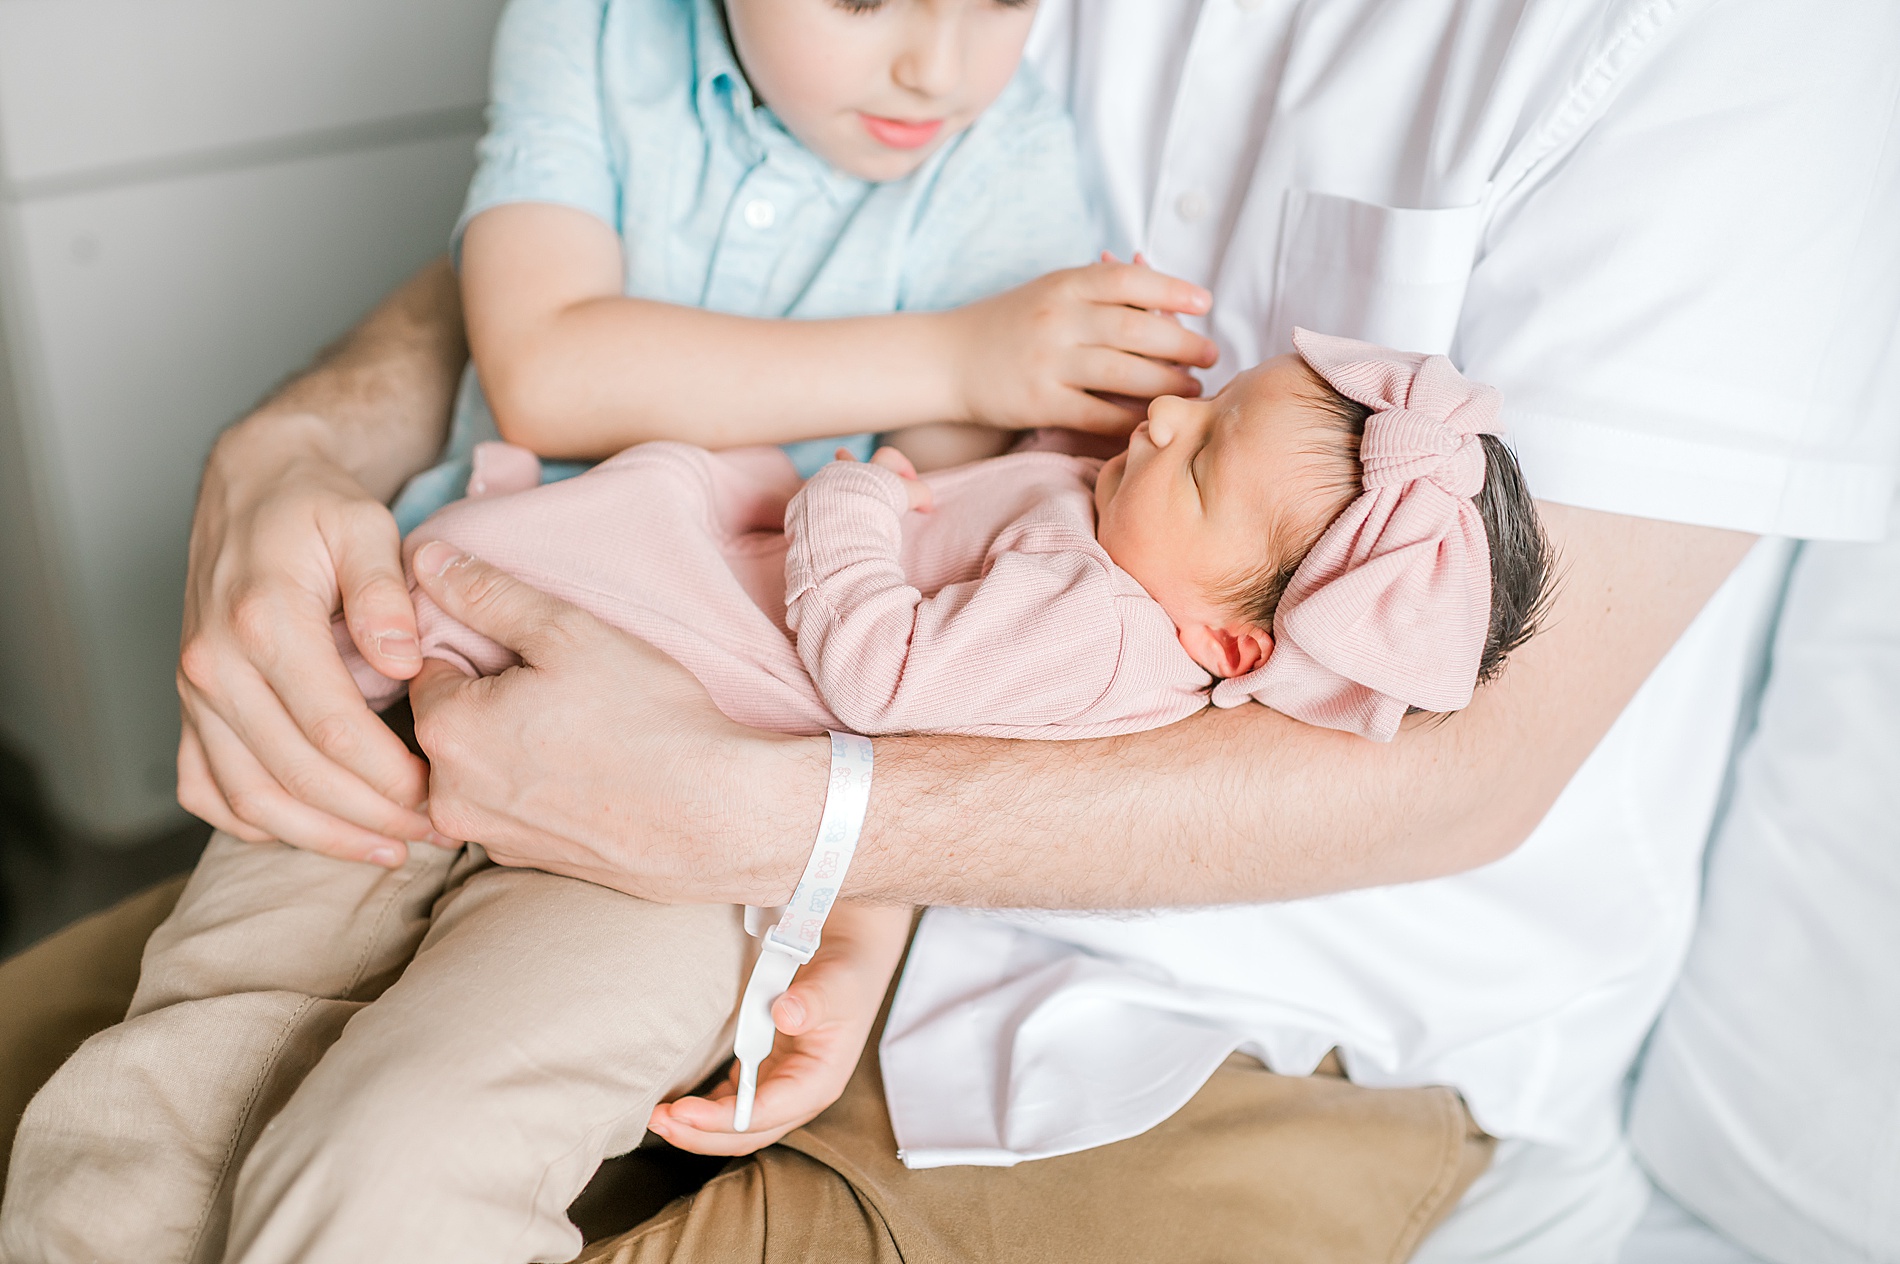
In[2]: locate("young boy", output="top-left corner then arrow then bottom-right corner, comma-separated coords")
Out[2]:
1,2 -> 1217,1262
391,0 -> 1220,531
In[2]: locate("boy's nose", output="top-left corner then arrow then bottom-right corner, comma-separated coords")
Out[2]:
892,20 -> 961,98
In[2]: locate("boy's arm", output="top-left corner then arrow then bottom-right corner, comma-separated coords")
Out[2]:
459,204 -> 1217,459
784,459 -> 1130,735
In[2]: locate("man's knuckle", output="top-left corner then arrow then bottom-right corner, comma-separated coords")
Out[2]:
178,638 -> 221,691
306,711 -> 361,762
413,711 -> 460,765
229,587 -> 281,651
428,797 -> 480,843
176,777 -> 218,818
277,762 -> 329,805
223,789 -> 268,825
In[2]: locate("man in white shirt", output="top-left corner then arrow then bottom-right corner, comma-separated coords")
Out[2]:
70,0 -> 1897,1258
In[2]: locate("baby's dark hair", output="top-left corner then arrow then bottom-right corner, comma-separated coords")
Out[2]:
1225,379 -> 1554,690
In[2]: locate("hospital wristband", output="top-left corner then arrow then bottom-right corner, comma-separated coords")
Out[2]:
731,730 -> 874,1132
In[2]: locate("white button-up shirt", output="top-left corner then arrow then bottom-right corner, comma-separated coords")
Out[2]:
880,0 -> 1900,1202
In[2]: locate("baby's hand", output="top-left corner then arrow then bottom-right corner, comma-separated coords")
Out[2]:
943,258 -> 1218,435
835,445 -> 934,511
646,903 -> 912,1156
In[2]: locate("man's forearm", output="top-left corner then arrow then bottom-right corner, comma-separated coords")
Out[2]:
783,504 -> 1760,908
220,258 -> 467,501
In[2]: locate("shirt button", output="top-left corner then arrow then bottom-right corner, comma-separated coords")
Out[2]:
1174,191 -> 1207,222
744,198 -> 776,229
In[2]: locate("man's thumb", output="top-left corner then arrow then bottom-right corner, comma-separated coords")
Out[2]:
411,541 -> 575,661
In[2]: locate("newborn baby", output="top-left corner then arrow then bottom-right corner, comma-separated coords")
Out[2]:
379,328 -> 1549,746
10,332 -> 1551,1264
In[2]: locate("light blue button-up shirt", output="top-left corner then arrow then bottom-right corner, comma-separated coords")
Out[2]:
393,0 -> 1098,533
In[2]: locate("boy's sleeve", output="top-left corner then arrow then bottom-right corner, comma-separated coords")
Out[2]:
783,463 -> 1125,735
896,72 -> 1103,313
454,0 -> 618,251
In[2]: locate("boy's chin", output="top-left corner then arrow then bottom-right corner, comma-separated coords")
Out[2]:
809,131 -> 941,184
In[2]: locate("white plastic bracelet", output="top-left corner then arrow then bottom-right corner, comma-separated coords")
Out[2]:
732,731 -> 874,1132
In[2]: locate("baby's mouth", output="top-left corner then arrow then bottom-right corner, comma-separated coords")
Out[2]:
860,114 -> 944,149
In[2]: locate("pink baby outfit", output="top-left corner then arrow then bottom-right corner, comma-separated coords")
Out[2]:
359,443 -> 1214,741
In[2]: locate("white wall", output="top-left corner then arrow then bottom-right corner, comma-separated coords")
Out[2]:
0,0 -> 506,837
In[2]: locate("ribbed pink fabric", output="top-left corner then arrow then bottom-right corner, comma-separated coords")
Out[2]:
343,444 -> 1210,742
1209,329 -> 1502,741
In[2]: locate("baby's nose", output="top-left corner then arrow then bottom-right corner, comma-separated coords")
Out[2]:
1145,412 -> 1176,447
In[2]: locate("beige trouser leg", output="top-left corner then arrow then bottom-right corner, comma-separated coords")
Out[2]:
223,862 -> 744,1264
1,832 -> 455,1264
1,834 -> 746,1264
584,1018 -> 1494,1264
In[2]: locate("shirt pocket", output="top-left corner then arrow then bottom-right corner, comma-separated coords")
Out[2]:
1266,190 -> 1487,355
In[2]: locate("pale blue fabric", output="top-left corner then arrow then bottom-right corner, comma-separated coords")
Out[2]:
392,0 -> 1097,534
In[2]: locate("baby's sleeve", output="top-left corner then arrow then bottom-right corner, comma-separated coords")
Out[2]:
784,463 -> 1126,735
454,0 -> 619,252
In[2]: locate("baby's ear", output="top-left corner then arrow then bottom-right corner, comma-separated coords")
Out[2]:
1177,622 -> 1273,679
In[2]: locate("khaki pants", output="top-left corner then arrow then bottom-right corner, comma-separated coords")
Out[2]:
0,876 -> 1491,1264
0,834 -> 745,1264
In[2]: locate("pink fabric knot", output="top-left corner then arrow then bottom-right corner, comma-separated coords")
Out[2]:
1209,329 -> 1503,741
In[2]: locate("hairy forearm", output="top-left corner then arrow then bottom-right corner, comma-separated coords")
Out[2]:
731,504 -> 1758,909
483,299 -> 962,459
218,258 -> 467,500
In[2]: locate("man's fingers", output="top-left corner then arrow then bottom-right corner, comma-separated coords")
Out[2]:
1078,260 -> 1212,316
188,704 -> 412,866
176,721 -> 272,843
772,985 -> 821,1036
328,506 -> 423,682
207,656 -> 435,843
412,542 -> 586,663
649,1058 -> 830,1155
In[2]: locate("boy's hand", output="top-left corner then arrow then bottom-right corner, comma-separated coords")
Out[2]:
946,259 -> 1218,435
647,904 -> 912,1156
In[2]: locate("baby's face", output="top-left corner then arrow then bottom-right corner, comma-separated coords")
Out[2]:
1095,356 -> 1345,677
723,0 -> 1037,183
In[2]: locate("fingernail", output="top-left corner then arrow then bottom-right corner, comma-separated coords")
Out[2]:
373,631 -> 420,662
777,996 -> 805,1028
415,541 -> 468,577
372,844 -> 408,868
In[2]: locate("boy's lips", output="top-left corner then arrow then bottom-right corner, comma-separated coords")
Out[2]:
861,114 -> 943,149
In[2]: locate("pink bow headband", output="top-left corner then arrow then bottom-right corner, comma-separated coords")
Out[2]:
1209,329 -> 1503,741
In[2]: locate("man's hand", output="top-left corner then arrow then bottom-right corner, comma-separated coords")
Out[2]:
406,543 -> 821,903
946,259 -> 1219,435
177,419 -> 440,865
648,904 -> 912,1155
175,259 -> 465,865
